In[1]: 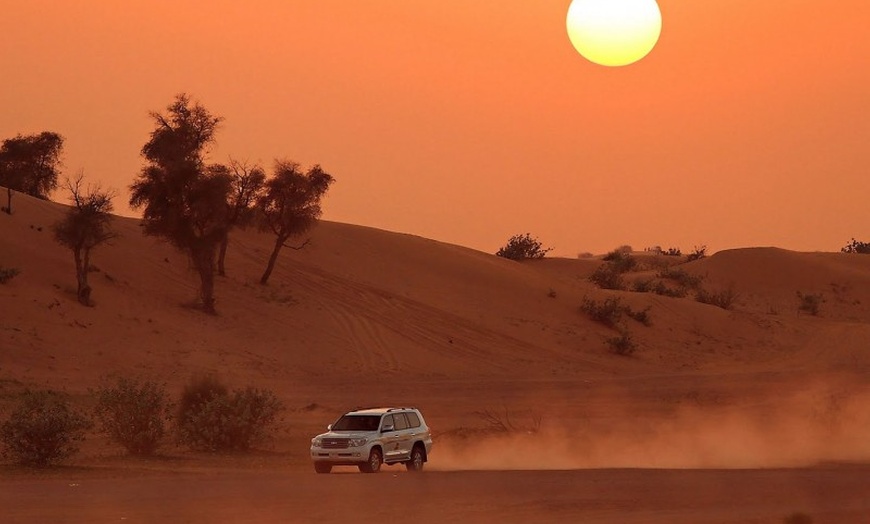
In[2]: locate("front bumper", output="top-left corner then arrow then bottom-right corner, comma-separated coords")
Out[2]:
310,445 -> 370,465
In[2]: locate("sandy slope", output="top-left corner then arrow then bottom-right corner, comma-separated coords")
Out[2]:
1,190 -> 870,522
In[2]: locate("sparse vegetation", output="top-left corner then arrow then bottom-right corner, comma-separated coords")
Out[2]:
696,286 -> 738,310
0,131 -> 64,214
176,376 -> 283,452
841,238 -> 870,254
0,266 -> 20,284
217,160 -> 266,276
606,328 -> 637,356
129,94 -> 230,314
625,306 -> 652,326
580,296 -> 625,327
0,390 -> 91,467
602,249 -> 638,273
496,233 -> 552,261
52,175 -> 116,306
631,278 -> 654,293
257,161 -> 335,285
93,377 -> 172,456
665,247 -> 682,256
658,266 -> 704,289
580,296 -> 651,328
686,244 -> 708,262
797,291 -> 824,316
589,264 -> 626,290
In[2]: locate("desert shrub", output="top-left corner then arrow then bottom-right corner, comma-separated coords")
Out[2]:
495,233 -> 552,261
631,278 -> 654,293
580,296 -> 624,327
796,292 -> 823,316
783,512 -> 813,524
606,329 -> 637,356
177,376 -> 283,451
625,306 -> 652,326
652,281 -> 687,298
602,250 -> 638,273
658,267 -> 703,289
696,286 -> 738,310
686,245 -> 707,262
93,377 -> 171,456
0,390 -> 91,467
589,265 -> 625,290
841,238 -> 870,254
664,247 -> 682,257
0,266 -> 20,284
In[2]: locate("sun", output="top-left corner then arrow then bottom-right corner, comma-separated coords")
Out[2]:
566,0 -> 662,67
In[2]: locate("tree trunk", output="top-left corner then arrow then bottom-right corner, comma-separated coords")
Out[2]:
260,236 -> 286,285
217,232 -> 229,277
74,247 -> 92,306
191,245 -> 217,314
4,188 -> 11,215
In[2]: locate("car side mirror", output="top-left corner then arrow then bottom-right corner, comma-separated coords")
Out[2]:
327,424 -> 332,431
381,425 -> 394,433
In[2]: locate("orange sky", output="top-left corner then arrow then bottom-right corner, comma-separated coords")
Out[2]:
2,1 -> 868,256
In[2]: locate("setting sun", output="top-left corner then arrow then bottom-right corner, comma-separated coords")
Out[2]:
566,0 -> 662,67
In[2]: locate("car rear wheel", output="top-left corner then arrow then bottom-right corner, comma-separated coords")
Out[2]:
359,448 -> 382,473
314,462 -> 332,474
405,445 -> 425,472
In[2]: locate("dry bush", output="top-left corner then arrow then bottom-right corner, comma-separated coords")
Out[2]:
657,267 -> 703,289
796,291 -> 824,316
0,391 -> 91,467
0,266 -> 20,284
589,265 -> 626,290
580,297 -> 625,327
581,297 -> 651,328
685,245 -> 708,262
602,249 -> 638,273
177,376 -> 283,452
841,238 -> 870,254
496,233 -> 552,261
93,377 -> 172,456
696,286 -> 738,310
606,328 -> 637,356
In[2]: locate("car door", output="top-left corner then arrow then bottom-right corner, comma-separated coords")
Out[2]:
391,412 -> 413,461
380,414 -> 403,462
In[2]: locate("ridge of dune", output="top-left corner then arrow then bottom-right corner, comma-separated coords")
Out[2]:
1,190 -> 869,400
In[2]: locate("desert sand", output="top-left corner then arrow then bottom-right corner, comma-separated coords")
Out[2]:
1,191 -> 869,523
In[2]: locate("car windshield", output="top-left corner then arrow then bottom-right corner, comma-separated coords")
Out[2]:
331,415 -> 381,432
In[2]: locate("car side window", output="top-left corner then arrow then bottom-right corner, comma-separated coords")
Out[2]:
380,414 -> 394,431
406,412 -> 421,428
393,412 -> 409,430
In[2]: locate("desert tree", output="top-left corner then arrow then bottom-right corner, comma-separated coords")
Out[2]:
129,93 -> 231,314
257,161 -> 334,285
0,131 -> 64,214
52,175 -> 116,306
217,159 -> 266,276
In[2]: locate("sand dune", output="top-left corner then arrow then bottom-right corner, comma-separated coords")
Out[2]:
2,190 -> 870,522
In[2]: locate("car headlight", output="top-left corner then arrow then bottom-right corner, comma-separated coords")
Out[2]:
348,438 -> 367,447
312,437 -> 323,447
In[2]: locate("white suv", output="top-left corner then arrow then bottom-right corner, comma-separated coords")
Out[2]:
310,407 -> 433,473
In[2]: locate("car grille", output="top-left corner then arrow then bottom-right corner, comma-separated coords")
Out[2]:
322,438 -> 350,449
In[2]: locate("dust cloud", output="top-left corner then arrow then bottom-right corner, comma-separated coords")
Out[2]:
430,381 -> 870,471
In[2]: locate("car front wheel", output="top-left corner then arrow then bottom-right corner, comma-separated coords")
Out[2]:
314,462 -> 332,474
359,448 -> 382,473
